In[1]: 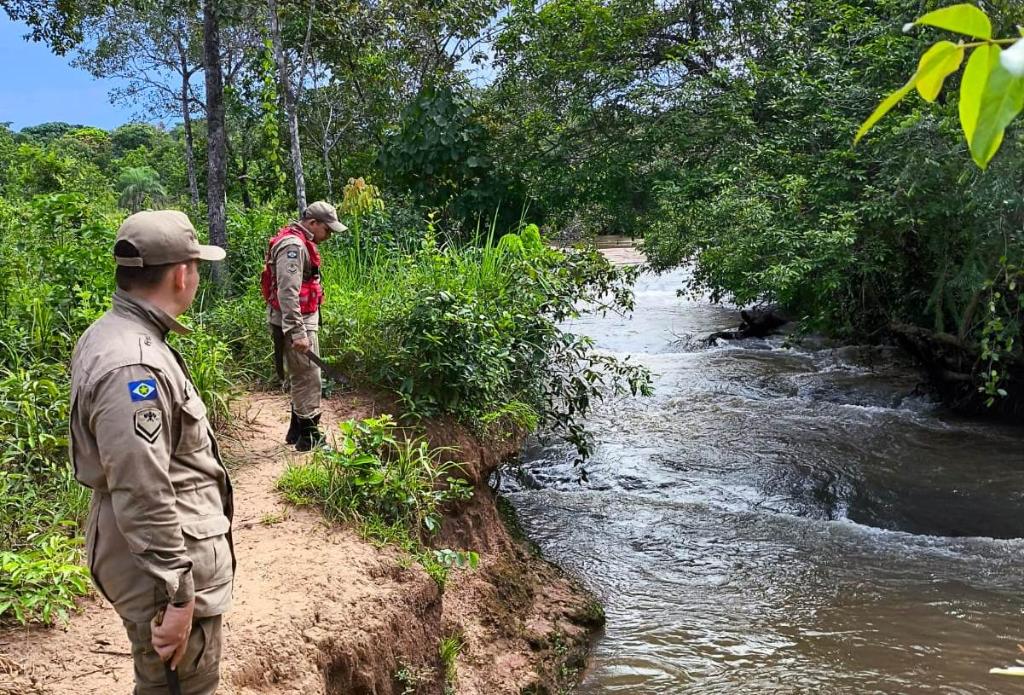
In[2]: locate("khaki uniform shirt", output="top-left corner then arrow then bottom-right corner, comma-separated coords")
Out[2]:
70,290 -> 234,623
266,221 -> 319,341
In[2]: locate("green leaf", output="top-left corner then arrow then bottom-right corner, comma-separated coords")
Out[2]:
960,43 -> 1001,146
855,83 -> 916,143
915,4 -> 991,39
856,41 -> 962,142
916,41 -> 965,102
970,60 -> 1024,168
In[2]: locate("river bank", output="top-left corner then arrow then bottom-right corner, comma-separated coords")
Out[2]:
0,391 -> 601,695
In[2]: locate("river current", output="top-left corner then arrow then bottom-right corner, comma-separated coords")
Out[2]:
501,264 -> 1024,694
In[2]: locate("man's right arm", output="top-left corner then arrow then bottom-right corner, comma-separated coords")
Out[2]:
272,240 -> 308,345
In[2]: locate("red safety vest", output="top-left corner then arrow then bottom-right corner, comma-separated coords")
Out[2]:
260,225 -> 324,314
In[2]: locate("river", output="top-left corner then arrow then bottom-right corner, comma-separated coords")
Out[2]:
501,262 -> 1024,694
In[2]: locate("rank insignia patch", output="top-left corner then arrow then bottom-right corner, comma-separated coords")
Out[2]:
134,408 -> 162,443
128,379 -> 158,401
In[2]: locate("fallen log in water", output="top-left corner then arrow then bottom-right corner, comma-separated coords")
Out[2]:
706,308 -> 791,342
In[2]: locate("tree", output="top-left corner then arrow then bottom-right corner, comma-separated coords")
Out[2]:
74,2 -> 205,206
266,0 -> 314,212
302,71 -> 350,199
487,0 -> 748,233
203,0 -> 228,276
116,166 -> 167,212
110,123 -> 160,155
378,85 -> 503,228
17,121 -> 86,144
1,0 -> 112,54
57,126 -> 111,166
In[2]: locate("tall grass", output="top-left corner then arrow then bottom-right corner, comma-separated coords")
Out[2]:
0,194 -> 242,625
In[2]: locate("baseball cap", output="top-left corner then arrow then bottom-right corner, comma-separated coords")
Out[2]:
304,201 -> 348,233
114,210 -> 226,267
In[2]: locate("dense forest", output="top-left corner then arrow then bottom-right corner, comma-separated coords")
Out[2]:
2,0 -> 1019,383
1,0 -> 1022,626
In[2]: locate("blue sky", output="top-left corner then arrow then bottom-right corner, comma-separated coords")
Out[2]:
0,16 -> 137,131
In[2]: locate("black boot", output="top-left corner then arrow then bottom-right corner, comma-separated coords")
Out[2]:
285,407 -> 300,445
294,413 -> 325,452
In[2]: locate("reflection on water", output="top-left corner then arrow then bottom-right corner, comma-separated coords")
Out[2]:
501,265 -> 1024,694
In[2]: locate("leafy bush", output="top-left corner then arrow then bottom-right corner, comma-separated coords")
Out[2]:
278,415 -> 482,587
0,534 -> 90,626
319,222 -> 652,457
278,415 -> 472,539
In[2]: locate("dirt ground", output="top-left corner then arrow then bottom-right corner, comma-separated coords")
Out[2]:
599,244 -> 646,266
0,392 -> 599,695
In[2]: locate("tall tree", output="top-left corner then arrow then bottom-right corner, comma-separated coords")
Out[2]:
74,2 -> 205,206
203,0 -> 228,270
266,0 -> 313,212
302,67 -> 351,199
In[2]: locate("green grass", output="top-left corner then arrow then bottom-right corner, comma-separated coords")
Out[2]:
278,415 -> 483,588
277,415 -> 472,535
438,631 -> 465,694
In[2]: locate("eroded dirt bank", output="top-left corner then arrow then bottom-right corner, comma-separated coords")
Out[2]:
0,392 -> 601,695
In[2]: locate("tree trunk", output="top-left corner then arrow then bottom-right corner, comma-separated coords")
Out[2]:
203,0 -> 228,284
180,80 -> 200,208
323,142 -> 332,200
174,33 -> 201,208
267,0 -> 307,213
322,102 -> 336,199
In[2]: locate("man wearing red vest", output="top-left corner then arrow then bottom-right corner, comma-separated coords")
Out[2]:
263,201 -> 346,450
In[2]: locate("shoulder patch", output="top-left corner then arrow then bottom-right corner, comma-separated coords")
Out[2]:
128,379 -> 159,402
286,249 -> 299,259
134,408 -> 162,443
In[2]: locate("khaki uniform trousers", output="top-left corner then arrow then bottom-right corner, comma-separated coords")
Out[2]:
122,615 -> 222,695
279,327 -> 322,418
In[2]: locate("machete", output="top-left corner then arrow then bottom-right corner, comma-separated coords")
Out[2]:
305,351 -> 351,388
150,607 -> 184,695
163,664 -> 184,695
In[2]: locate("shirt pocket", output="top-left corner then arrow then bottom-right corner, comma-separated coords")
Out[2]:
181,514 -> 232,591
177,397 -> 211,454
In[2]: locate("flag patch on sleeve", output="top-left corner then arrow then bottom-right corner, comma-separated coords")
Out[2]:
128,379 -> 158,401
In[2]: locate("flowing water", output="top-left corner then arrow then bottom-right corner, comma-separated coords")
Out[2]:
501,263 -> 1024,694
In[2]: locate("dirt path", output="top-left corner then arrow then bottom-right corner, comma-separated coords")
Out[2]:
1,392 -> 597,695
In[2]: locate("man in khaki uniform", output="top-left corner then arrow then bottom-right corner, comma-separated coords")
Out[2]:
263,201 -> 346,451
70,211 -> 233,694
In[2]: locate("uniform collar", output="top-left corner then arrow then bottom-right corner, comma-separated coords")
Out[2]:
292,221 -> 315,240
112,289 -> 192,337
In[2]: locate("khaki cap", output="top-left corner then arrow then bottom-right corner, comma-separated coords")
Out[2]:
304,201 -> 348,233
114,210 -> 226,267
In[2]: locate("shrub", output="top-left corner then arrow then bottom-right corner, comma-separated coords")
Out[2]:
0,534 -> 90,626
318,222 -> 652,458
278,415 -> 471,539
